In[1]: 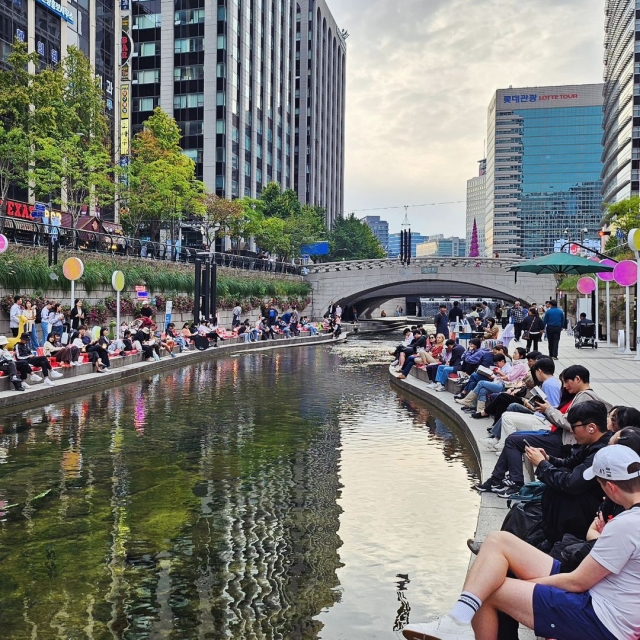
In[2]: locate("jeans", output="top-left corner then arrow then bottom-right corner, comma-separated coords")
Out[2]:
51,325 -> 64,337
401,355 -> 419,377
464,372 -> 483,393
251,329 -> 261,341
307,326 -> 318,336
435,365 -> 454,385
40,322 -> 49,346
475,380 -> 505,402
242,332 -> 252,343
546,326 -> 562,358
30,324 -> 39,349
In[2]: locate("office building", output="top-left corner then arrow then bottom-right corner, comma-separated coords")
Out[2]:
416,236 -> 466,258
484,84 -> 604,258
466,159 -> 486,257
129,0 -> 346,226
602,0 -> 635,204
387,232 -> 427,258
361,215 -> 389,253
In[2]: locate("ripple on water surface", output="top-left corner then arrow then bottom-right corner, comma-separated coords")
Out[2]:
0,338 -> 479,639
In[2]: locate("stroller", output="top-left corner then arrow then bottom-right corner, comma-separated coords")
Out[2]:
574,321 -> 597,349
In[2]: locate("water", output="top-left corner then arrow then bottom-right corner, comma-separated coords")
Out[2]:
0,339 -> 480,639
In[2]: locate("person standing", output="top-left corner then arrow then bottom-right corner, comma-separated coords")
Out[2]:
511,301 -> 526,342
23,300 -> 37,348
49,303 -> 65,337
232,301 -> 242,329
70,298 -> 85,331
435,304 -> 450,338
39,301 -> 53,346
448,301 -> 464,334
9,295 -> 23,338
543,299 -> 565,360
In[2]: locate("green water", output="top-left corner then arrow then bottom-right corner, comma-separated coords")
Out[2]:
0,340 -> 480,639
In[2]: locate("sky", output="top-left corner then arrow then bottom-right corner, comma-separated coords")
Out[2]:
329,0 -> 605,236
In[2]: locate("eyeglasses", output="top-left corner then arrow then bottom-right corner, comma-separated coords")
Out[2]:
570,422 -> 589,432
429,335 -> 436,339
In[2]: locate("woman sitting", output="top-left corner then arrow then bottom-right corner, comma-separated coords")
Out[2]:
483,317 -> 500,341
140,328 -> 161,361
43,332 -> 80,366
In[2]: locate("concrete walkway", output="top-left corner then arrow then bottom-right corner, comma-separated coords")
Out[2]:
389,332 -> 639,639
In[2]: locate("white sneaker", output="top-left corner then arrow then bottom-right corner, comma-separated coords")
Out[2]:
426,382 -> 437,389
391,359 -> 399,366
494,441 -> 504,452
43,377 -> 55,387
435,383 -> 446,392
30,374 -> 41,383
402,614 -> 474,639
481,437 -> 499,450
21,381 -> 30,389
49,370 -> 63,380
71,361 -> 79,366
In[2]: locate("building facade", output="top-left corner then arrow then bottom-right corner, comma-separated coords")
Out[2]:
416,236 -> 466,258
361,215 -> 389,253
484,84 -> 604,258
128,0 -> 345,226
387,232 -> 427,258
466,158 -> 486,257
602,0 -> 634,205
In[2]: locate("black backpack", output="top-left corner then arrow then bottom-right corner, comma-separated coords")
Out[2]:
35,306 -> 42,324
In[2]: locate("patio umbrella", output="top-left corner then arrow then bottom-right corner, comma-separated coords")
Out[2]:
509,252 -> 615,281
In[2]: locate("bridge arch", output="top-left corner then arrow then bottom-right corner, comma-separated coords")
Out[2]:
304,258 -> 557,318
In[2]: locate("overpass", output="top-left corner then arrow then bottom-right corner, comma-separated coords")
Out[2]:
304,257 -> 557,318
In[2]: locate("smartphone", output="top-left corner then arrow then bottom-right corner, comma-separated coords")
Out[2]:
523,439 -> 532,448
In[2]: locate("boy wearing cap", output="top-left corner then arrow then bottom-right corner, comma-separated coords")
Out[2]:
402,444 -> 640,640
0,336 -> 26,391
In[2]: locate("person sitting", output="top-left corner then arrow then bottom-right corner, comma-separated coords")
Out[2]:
166,323 -> 187,351
454,340 -> 501,399
238,319 -> 252,343
140,327 -> 161,361
74,326 -> 109,372
402,444 -> 640,640
261,317 -> 276,340
0,335 -> 26,390
425,339 -> 466,390
43,332 -> 80,366
251,318 -> 263,342
332,315 -> 342,338
609,406 -> 640,432
277,317 -> 292,338
14,333 -> 63,387
483,317 -> 500,341
300,316 -> 318,335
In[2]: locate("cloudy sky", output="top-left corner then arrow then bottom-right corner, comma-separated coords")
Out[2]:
329,0 -> 604,236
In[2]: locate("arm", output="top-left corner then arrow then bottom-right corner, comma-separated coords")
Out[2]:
534,449 -> 596,495
533,555 -> 610,591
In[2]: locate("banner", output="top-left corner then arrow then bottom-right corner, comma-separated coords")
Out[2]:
120,119 -> 130,155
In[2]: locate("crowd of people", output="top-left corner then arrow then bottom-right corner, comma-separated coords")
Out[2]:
389,301 -> 640,640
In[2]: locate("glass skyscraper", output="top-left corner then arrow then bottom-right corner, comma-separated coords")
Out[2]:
484,84 -> 604,258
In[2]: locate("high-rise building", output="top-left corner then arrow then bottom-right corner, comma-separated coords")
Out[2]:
387,232 -> 428,258
361,215 -> 389,253
128,0 -> 346,226
602,0 -> 634,204
484,84 -> 604,258
466,158 -> 486,257
416,236 -> 466,258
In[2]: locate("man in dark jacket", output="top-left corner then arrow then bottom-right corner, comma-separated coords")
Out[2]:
448,301 -> 464,331
526,400 -> 612,547
434,304 -> 449,338
427,340 -> 466,391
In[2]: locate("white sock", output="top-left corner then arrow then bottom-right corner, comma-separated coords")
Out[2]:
449,591 -> 482,624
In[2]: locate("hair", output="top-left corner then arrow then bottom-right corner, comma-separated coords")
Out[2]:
567,400 -> 608,433
617,427 -> 640,456
13,295 -> 21,302
493,353 -> 506,364
486,317 -> 495,328
514,347 -> 527,359
54,303 -> 62,312
529,307 -> 538,316
25,300 -> 32,308
445,339 -> 456,347
561,364 -> 590,384
531,357 -> 555,377
526,350 -> 543,361
469,338 -> 482,348
74,298 -> 80,305
453,301 -> 459,307
47,333 -> 56,341
439,304 -> 447,310
403,328 -> 411,335
235,301 -> 240,306
616,407 -> 640,430
78,325 -> 87,331
549,299 -> 558,307
580,312 -> 587,319
101,327 -> 109,334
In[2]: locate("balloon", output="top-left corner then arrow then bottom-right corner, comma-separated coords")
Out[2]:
111,270 -> 125,292
613,260 -> 638,287
628,228 -> 640,252
62,257 -> 84,281
0,234 -> 8,253
597,258 -> 616,282
577,277 -> 596,295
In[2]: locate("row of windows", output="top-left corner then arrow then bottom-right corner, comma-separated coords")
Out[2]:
175,37 -> 204,53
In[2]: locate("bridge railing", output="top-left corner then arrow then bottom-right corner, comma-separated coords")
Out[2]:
305,257 -> 522,274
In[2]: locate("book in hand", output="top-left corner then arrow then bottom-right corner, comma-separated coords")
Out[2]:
476,365 -> 495,378
530,386 -> 548,405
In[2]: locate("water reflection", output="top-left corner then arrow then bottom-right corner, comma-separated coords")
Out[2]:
0,342 -> 478,639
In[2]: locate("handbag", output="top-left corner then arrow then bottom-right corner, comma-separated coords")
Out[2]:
522,330 -> 530,340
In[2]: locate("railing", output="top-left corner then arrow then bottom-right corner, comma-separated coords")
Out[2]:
306,257 -> 523,274
0,215 -> 303,275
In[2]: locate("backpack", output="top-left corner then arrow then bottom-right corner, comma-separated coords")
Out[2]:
35,306 -> 42,324
501,499 -> 545,547
505,481 -> 546,507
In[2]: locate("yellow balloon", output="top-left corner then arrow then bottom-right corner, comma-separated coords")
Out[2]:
628,228 -> 640,252
62,257 -> 84,281
112,270 -> 125,292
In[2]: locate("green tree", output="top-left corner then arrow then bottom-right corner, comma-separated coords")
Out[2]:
198,193 -> 245,250
327,213 -> 386,261
602,197 -> 640,238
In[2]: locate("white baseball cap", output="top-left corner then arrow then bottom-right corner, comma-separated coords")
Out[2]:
0,336 -> 8,346
584,444 -> 640,482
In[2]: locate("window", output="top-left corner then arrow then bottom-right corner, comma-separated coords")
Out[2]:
180,121 -> 203,136
173,93 -> 204,109
139,42 -> 157,56
216,91 -> 226,105
133,97 -> 157,112
183,149 -> 203,163
174,8 -> 204,25
134,69 -> 160,84
174,65 -> 204,81
217,34 -> 226,49
217,120 -> 226,133
133,13 -> 161,29
175,38 -> 204,54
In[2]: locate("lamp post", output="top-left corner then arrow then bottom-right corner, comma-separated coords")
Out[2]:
628,228 -> 640,360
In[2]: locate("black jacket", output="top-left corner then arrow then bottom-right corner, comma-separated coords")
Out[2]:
448,307 -> 464,322
434,313 -> 449,337
523,315 -> 543,335
448,344 -> 466,370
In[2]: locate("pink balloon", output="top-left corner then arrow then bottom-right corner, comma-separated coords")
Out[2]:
597,258 -> 617,282
0,234 -> 7,253
577,277 -> 596,295
613,260 -> 638,287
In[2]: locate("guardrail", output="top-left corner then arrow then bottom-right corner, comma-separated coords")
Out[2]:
306,257 -> 522,274
0,215 -> 302,275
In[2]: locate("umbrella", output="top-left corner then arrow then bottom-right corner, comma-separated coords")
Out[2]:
509,252 -> 616,281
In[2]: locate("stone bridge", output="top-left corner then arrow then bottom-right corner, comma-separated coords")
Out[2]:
304,257 -> 557,318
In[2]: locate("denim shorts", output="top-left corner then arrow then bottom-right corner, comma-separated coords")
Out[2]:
532,584 -> 617,640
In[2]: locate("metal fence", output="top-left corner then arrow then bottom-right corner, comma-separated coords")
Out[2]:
0,215 -> 302,275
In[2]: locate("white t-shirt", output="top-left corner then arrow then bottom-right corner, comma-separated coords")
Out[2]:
589,507 -> 640,640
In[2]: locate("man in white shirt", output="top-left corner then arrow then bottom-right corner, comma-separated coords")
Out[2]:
402,444 -> 640,640
9,295 -> 23,337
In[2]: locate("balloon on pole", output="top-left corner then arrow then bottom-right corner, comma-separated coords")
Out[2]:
62,257 -> 84,313
0,234 -> 8,254
111,271 -> 125,339
628,229 -> 640,359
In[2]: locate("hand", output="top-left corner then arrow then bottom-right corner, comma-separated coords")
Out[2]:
535,401 -> 550,413
593,512 -> 606,534
525,447 -> 548,466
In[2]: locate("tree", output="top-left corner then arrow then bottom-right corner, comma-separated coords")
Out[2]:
602,197 -> 640,238
469,218 -> 480,257
198,194 -> 245,250
327,214 -> 386,261
0,40 -> 39,214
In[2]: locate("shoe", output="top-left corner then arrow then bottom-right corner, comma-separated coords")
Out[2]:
480,437 -> 499,450
153,353 -> 160,361
402,614 -> 474,639
473,477 -> 501,493
491,479 -> 513,493
471,412 -> 488,419
494,441 -> 504,452
453,393 -> 465,400
435,383 -> 446,392
426,382 -> 437,389
21,381 -> 30,389
71,361 -> 79,366
49,370 -> 63,380
170,352 -> 176,358
496,483 -> 523,498
30,374 -> 41,383
461,407 -> 474,413
43,377 -> 55,387
391,359 -> 399,366
12,381 -> 25,391
397,374 -> 407,380
466,539 -> 482,556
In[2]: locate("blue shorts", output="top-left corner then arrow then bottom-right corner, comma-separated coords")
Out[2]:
532,584 -> 617,640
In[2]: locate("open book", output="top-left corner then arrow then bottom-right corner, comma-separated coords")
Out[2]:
476,365 -> 495,378
530,386 -> 548,404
